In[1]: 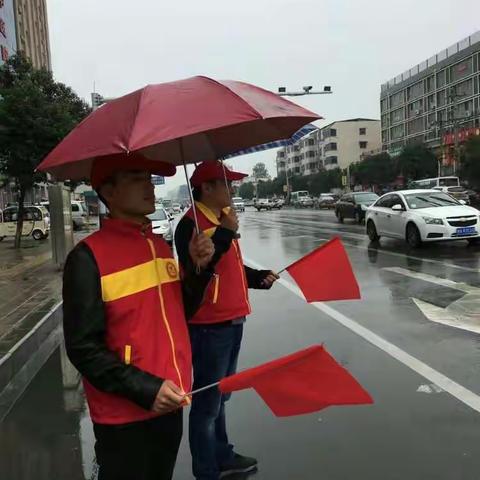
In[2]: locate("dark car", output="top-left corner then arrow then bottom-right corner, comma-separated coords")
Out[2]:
335,192 -> 379,224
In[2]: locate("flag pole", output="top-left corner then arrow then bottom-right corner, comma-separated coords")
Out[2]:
186,381 -> 220,397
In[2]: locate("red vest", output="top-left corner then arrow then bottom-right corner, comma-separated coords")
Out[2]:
82,218 -> 192,425
186,202 -> 251,324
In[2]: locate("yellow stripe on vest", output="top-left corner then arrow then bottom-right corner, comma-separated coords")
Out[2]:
101,258 -> 179,302
204,227 -> 217,238
124,345 -> 132,365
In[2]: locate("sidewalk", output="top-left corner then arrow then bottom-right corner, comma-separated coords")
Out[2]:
0,227 -> 95,419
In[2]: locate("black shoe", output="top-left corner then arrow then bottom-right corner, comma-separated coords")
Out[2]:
220,454 -> 258,477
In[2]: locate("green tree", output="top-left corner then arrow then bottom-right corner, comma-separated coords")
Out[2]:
0,54 -> 90,247
238,182 -> 255,199
252,162 -> 270,180
350,152 -> 396,186
396,144 -> 438,182
459,136 -> 480,189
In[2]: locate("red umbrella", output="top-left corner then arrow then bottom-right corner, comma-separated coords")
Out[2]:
37,76 -> 321,180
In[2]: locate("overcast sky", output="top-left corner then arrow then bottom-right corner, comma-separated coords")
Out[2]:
47,0 -> 480,196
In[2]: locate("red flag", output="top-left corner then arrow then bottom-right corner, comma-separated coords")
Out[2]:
285,237 -> 360,302
219,345 -> 373,417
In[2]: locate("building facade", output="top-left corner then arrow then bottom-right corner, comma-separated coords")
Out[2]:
380,31 -> 480,161
13,0 -> 51,70
276,132 -> 320,177
276,118 -> 381,176
0,0 -> 17,65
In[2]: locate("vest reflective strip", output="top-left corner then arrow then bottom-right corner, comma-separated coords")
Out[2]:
101,258 -> 179,302
146,239 -> 185,394
232,240 -> 251,312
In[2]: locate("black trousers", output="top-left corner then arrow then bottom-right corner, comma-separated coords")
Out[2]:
93,410 -> 183,480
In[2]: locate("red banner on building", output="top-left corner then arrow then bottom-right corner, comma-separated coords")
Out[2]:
443,128 -> 480,146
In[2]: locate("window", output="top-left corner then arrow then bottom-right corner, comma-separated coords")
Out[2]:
425,75 -> 434,93
451,59 -> 473,82
407,81 -> 423,101
307,139 -> 315,146
72,204 -> 79,212
294,167 -> 300,174
389,107 -> 404,124
389,195 -> 406,209
307,151 -> 315,158
390,91 -> 404,108
375,194 -> 394,208
3,208 -> 18,222
455,78 -> 474,97
325,156 -> 338,165
325,142 -> 337,151
359,128 -> 366,135
437,70 -> 447,88
359,141 -> 368,149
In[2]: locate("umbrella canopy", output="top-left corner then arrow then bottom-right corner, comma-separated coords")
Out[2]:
37,76 -> 321,181
223,123 -> 318,159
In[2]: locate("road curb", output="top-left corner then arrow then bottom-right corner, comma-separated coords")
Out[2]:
0,302 -> 62,421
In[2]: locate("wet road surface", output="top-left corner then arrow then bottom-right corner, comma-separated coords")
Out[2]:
2,208 -> 480,479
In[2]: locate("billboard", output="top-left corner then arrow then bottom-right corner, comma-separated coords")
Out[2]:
0,0 -> 16,65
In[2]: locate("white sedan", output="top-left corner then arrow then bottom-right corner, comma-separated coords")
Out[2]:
365,189 -> 480,248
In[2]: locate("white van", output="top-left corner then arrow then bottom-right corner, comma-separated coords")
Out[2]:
0,205 -> 50,241
41,200 -> 88,230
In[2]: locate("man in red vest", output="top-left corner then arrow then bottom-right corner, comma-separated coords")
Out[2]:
175,161 -> 279,480
63,153 -> 214,480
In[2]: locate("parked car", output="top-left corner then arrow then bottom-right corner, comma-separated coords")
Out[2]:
335,192 -> 379,224
271,198 -> 284,209
0,205 -> 50,241
244,199 -> 255,207
255,198 -> 272,211
315,194 -> 336,210
432,186 -> 470,204
232,197 -> 245,212
148,207 -> 174,245
365,189 -> 480,248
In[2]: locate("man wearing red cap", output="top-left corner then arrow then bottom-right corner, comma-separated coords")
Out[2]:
175,160 -> 279,480
63,154 -> 215,480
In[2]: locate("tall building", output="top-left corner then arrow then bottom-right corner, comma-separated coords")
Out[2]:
276,118 -> 381,176
12,0 -> 51,70
380,31 -> 480,164
0,0 -> 17,65
276,132 -> 321,177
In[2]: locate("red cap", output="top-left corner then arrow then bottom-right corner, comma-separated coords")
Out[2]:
190,161 -> 247,188
91,153 -> 176,190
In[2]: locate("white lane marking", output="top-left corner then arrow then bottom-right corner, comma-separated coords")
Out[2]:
245,216 -> 480,273
412,297 -> 480,335
245,256 -> 480,414
417,384 -> 444,394
383,267 -> 479,294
